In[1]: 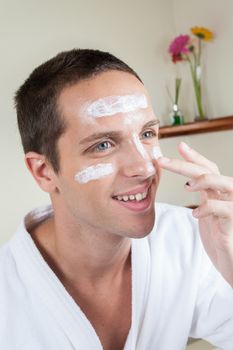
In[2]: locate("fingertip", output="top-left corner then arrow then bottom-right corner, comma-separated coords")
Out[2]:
157,156 -> 171,165
179,141 -> 190,152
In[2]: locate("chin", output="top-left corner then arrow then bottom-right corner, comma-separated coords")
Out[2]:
127,211 -> 155,239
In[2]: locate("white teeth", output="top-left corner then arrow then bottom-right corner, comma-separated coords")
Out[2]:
115,190 -> 148,202
142,191 -> 147,199
135,193 -> 143,201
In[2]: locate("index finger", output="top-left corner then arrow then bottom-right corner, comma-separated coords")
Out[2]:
157,156 -> 211,178
178,142 -> 220,174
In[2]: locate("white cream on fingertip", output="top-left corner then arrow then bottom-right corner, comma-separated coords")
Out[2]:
151,146 -> 163,160
84,93 -> 148,118
74,163 -> 114,184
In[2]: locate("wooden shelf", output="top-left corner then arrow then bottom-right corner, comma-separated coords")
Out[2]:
159,116 -> 233,139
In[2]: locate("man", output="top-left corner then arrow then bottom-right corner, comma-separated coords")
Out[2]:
0,49 -> 232,349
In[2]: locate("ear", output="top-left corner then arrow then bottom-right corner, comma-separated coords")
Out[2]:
25,152 -> 58,193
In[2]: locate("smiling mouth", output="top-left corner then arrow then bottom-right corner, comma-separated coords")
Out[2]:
112,185 -> 153,213
112,189 -> 148,202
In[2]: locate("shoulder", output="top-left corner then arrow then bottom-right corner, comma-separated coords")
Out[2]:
0,242 -> 16,277
0,205 -> 52,305
0,240 -> 24,295
0,240 -> 28,327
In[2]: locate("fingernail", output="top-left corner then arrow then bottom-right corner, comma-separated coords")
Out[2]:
185,180 -> 195,187
192,208 -> 199,217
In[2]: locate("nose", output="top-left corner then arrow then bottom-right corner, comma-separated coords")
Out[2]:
120,136 -> 156,178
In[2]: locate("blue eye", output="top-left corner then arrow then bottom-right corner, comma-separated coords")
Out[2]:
142,130 -> 156,139
95,141 -> 112,152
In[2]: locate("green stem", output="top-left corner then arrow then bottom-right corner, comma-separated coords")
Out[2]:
188,62 -> 205,119
198,38 -> 201,66
175,78 -> 181,104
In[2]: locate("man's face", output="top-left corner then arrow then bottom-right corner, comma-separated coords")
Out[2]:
54,70 -> 161,239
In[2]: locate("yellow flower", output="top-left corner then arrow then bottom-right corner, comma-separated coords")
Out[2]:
191,26 -> 214,41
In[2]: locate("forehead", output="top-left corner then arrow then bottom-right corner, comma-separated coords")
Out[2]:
58,71 -> 155,137
59,70 -> 151,113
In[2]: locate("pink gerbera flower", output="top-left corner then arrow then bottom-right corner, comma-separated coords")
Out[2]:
168,34 -> 191,60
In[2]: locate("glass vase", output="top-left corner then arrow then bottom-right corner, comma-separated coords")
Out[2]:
192,65 -> 206,120
170,104 -> 184,125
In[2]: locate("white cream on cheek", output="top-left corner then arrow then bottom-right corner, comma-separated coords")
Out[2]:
74,163 -> 114,184
84,93 -> 148,118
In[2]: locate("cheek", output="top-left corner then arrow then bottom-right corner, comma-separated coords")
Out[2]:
58,162 -> 115,197
74,163 -> 115,184
61,170 -> 116,210
73,171 -> 116,209
73,162 -> 118,201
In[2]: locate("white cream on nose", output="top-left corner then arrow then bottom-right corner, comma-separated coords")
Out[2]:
132,133 -> 148,159
151,146 -> 163,160
131,133 -> 156,175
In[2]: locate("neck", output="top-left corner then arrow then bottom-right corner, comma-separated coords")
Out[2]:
32,209 -> 131,288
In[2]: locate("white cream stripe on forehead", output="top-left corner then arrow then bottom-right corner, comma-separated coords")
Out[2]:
74,163 -> 114,184
86,93 -> 148,117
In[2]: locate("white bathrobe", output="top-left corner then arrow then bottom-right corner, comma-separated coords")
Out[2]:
0,203 -> 232,349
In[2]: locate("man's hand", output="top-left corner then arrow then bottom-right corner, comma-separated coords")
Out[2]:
158,141 -> 233,287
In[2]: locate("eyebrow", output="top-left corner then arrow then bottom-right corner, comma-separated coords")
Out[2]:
79,119 -> 160,145
144,119 -> 160,128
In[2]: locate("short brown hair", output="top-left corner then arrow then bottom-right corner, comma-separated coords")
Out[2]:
15,49 -> 142,173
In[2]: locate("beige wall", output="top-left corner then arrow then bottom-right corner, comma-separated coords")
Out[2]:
0,0 -> 232,249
